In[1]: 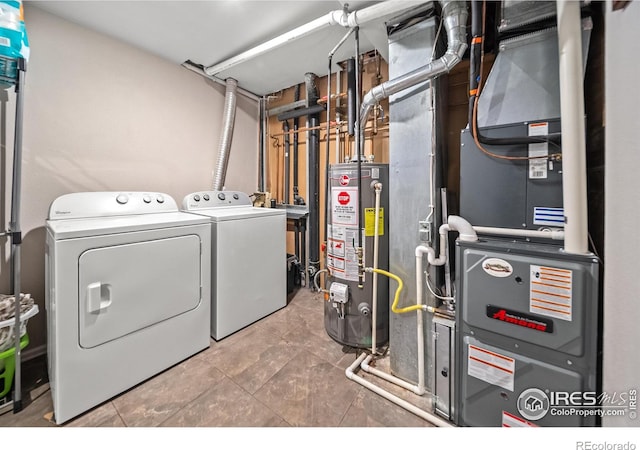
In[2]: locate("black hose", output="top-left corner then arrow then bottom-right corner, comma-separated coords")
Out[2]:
469,0 -> 482,128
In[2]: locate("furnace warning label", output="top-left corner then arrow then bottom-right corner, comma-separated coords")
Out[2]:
468,344 -> 515,392
502,411 -> 538,428
331,187 -> 358,226
529,265 -> 573,321
364,207 -> 384,237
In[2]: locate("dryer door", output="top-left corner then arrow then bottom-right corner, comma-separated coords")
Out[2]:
78,235 -> 201,348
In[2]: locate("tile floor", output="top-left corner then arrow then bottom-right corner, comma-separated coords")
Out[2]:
0,288 -> 435,428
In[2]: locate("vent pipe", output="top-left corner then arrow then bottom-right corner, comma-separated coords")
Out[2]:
213,78 -> 238,191
557,1 -> 589,255
359,0 -> 468,145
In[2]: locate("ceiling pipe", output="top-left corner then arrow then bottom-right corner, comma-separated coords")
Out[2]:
359,0 -> 468,147
557,0 -> 589,255
203,1 -> 425,77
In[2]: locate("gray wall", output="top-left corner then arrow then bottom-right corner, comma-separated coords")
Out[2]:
0,5 -> 259,356
603,0 -> 640,427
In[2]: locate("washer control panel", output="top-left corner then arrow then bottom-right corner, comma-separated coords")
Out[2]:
182,191 -> 252,210
48,192 -> 178,220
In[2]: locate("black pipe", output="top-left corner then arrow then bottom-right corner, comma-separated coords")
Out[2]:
283,120 -> 290,204
277,104 -> 325,121
293,85 -> 302,205
259,97 -> 265,192
305,73 -> 321,279
347,57 -> 356,136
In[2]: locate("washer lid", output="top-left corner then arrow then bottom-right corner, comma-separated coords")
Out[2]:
46,211 -> 210,240
186,206 -> 286,221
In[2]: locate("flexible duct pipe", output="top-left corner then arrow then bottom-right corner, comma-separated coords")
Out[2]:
557,1 -> 589,255
358,0 -> 468,147
213,78 -> 238,191
204,2 -> 424,77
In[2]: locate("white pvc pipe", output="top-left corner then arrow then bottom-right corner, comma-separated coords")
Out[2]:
557,0 -> 589,255
361,355 -> 421,393
370,183 -> 382,354
204,2 -> 422,77
473,226 -> 565,240
346,353 -> 453,427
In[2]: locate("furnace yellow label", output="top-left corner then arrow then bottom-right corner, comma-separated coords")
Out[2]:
364,208 -> 384,237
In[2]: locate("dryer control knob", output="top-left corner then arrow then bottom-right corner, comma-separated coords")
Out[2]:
143,195 -> 152,204
116,194 -> 129,205
156,195 -> 165,204
233,193 -> 239,200
217,193 -> 226,201
203,194 -> 210,201
193,194 -> 201,202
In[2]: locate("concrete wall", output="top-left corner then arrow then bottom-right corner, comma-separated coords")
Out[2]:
603,0 -> 640,427
0,5 -> 259,356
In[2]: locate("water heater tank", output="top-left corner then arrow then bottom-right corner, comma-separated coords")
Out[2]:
324,163 -> 389,348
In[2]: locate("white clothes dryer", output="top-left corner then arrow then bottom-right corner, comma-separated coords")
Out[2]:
45,192 -> 211,424
182,191 -> 286,340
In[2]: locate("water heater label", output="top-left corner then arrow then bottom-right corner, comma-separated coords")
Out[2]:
331,187 -> 358,226
529,265 -> 573,321
468,344 -> 515,392
328,224 -> 363,282
364,208 -> 384,237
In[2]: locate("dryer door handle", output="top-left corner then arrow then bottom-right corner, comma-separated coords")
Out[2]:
86,282 -> 112,313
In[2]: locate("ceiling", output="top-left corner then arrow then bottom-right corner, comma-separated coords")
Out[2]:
29,0 -> 424,96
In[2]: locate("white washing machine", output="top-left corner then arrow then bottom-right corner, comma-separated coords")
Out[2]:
182,191 -> 286,340
45,192 -> 211,424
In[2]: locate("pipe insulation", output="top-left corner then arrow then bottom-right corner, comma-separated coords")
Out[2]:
358,0 -> 468,147
212,78 -> 238,191
203,2 -> 424,77
557,1 -> 589,255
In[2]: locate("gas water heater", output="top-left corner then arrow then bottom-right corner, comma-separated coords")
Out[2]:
324,162 -> 389,348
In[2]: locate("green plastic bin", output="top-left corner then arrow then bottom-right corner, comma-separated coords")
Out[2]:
0,333 -> 29,399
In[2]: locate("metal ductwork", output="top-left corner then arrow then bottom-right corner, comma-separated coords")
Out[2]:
212,78 -> 238,191
358,0 -> 468,144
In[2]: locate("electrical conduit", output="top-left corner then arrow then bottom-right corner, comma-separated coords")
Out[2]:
212,78 -> 238,191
